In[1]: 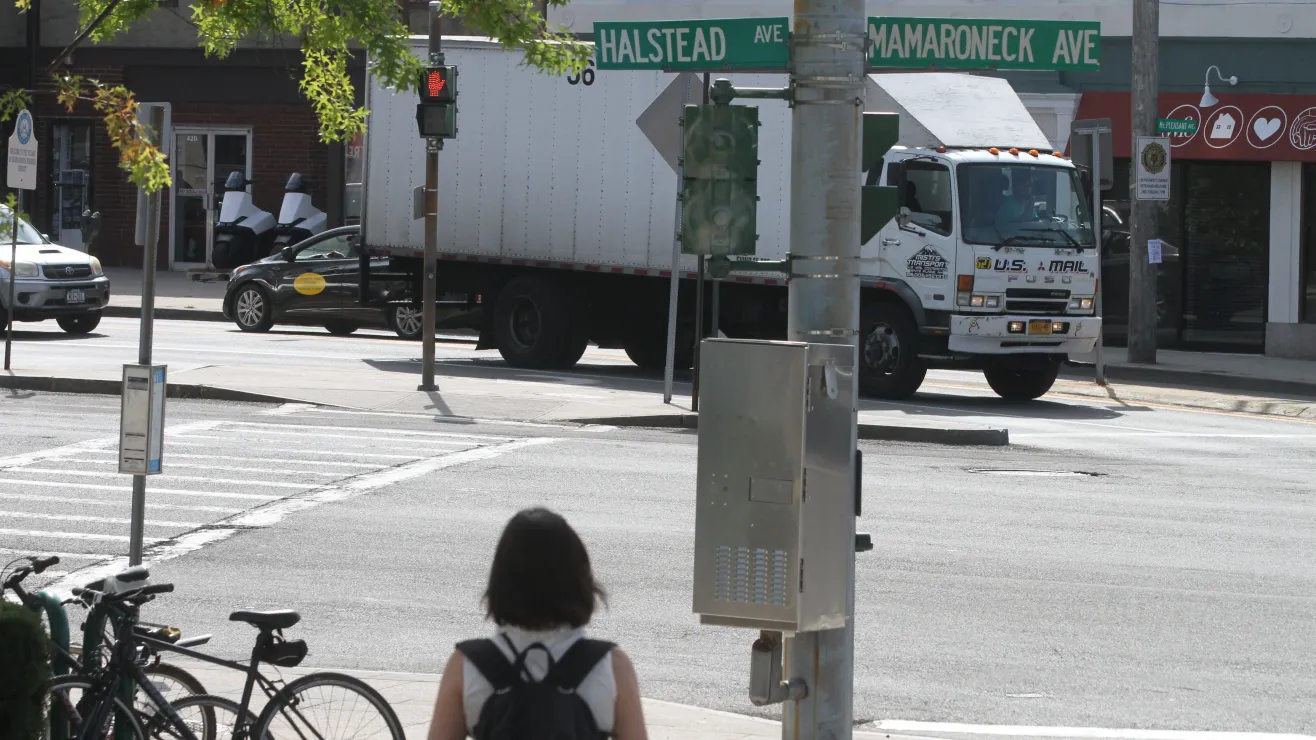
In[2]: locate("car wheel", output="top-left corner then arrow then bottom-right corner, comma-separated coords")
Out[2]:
983,362 -> 1060,401
492,276 -> 589,369
323,321 -> 358,336
858,302 -> 926,400
233,284 -> 274,332
388,304 -> 423,340
56,313 -> 101,335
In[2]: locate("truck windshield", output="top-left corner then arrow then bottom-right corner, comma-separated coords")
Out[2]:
957,164 -> 1094,250
0,206 -> 48,244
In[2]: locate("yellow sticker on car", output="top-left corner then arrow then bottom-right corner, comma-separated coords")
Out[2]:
975,256 -> 991,270
293,272 -> 326,296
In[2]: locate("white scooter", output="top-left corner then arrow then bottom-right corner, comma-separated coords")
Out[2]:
211,171 -> 276,270
271,172 -> 327,254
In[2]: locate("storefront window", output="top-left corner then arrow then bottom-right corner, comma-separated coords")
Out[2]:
1303,164 -> 1316,323
47,121 -> 94,250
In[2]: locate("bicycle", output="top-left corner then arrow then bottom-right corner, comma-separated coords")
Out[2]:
46,571 -> 405,740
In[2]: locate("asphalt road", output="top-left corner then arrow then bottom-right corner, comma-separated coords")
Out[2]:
2,389 -> 1313,737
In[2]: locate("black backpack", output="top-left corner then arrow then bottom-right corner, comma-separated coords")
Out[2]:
456,635 -> 617,740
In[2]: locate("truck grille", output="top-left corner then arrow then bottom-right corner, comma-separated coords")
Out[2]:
1005,299 -> 1067,315
1006,288 -> 1070,299
43,264 -> 93,279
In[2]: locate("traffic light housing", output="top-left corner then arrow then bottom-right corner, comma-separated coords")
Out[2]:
860,112 -> 900,245
679,104 -> 759,257
416,66 -> 458,139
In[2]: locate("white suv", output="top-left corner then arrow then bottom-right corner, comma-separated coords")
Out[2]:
1,206 -> 110,334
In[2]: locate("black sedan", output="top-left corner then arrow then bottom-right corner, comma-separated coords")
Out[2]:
222,226 -> 424,339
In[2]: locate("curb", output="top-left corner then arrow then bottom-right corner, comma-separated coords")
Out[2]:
1060,363 -> 1316,400
0,374 -> 290,405
568,414 -> 1010,446
104,305 -> 229,323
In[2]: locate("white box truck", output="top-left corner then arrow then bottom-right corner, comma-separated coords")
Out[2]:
359,37 -> 1101,401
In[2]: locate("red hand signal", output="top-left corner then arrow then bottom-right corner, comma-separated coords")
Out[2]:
426,71 -> 446,98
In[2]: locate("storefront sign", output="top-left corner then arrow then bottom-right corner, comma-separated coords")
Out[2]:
1135,137 -> 1171,200
1074,92 -> 1316,162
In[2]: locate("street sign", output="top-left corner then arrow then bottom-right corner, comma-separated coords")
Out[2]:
1070,117 -> 1113,190
594,18 -> 790,71
867,17 -> 1101,71
7,109 -> 38,191
1157,117 -> 1198,135
119,364 -> 167,475
637,72 -> 702,173
1135,136 -> 1171,201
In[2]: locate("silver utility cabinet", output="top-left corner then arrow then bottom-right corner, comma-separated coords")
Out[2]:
692,338 -> 857,633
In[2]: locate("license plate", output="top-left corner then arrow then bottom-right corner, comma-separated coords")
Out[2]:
66,289 -> 86,304
1027,319 -> 1052,335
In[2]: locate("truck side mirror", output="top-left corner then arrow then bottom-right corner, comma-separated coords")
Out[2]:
896,206 -> 913,229
281,246 -> 297,262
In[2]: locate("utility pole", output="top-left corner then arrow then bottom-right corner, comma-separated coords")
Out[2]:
782,0 -> 864,736
420,0 -> 442,392
1128,0 -> 1159,363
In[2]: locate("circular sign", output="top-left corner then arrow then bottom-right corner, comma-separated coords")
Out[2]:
1202,105 -> 1244,149
1140,140 -> 1168,175
1165,104 -> 1201,147
293,272 -> 326,296
1245,106 -> 1288,150
1290,107 -> 1316,151
15,110 -> 33,145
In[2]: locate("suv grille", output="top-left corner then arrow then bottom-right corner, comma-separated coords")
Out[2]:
43,264 -> 93,279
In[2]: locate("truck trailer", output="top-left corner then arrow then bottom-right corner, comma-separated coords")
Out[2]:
358,37 -> 1101,401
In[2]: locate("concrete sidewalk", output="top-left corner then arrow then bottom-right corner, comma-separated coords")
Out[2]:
162,658 -> 924,740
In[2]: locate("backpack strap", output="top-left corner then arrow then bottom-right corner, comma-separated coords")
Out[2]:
545,639 -> 616,691
455,638 -> 518,691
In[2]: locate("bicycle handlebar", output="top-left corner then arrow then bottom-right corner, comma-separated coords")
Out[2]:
1,555 -> 61,590
32,555 -> 60,572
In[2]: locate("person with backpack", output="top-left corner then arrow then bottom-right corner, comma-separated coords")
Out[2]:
426,507 -> 649,740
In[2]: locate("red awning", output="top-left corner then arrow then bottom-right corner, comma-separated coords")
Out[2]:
1073,91 -> 1316,162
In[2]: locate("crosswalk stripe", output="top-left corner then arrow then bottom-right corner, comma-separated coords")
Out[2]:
0,548 -> 116,560
0,511 -> 200,527
0,478 -> 273,500
174,430 -> 483,446
79,450 -> 385,469
161,441 -> 421,460
224,421 -> 515,443
0,492 -> 241,513
10,469 -> 312,489
0,528 -> 158,543
54,459 -> 354,476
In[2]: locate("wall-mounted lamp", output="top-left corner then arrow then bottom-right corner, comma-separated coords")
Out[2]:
1200,65 -> 1238,108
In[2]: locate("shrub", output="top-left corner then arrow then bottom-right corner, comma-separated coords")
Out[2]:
0,600 -> 51,740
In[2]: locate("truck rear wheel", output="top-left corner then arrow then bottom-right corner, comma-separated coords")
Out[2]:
623,334 -> 693,372
859,302 -> 925,400
983,363 -> 1060,401
493,276 -> 588,369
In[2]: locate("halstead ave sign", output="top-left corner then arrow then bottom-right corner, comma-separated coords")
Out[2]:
867,17 -> 1101,71
594,18 -> 790,71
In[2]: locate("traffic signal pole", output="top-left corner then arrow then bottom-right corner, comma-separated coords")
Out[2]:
783,0 -> 865,736
420,0 -> 442,392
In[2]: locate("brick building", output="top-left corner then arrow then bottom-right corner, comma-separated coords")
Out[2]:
0,2 -> 363,269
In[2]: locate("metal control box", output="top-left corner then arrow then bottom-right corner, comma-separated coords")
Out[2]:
692,338 -> 857,633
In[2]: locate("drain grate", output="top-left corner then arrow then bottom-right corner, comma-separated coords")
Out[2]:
966,469 -> 1105,477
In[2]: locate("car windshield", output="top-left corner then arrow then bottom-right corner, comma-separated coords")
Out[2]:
957,164 -> 1095,249
0,206 -> 48,244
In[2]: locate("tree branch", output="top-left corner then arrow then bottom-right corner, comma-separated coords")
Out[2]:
46,0 -> 124,74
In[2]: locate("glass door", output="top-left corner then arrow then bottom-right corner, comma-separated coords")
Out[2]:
171,128 -> 251,268
48,122 -> 93,251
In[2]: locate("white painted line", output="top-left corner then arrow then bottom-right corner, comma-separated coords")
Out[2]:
297,406 -> 618,432
223,421 -> 515,442
160,441 -> 421,460
0,528 -> 157,543
77,450 -> 385,469
0,421 -> 223,470
47,438 -> 558,595
0,547 -> 115,560
260,403 -> 317,416
0,478 -> 273,501
875,720 -> 1316,740
11,469 -> 312,489
172,431 -> 480,447
56,459 -> 350,476
0,493 -> 241,513
0,511 -> 200,527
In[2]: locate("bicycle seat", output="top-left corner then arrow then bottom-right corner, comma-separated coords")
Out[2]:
229,610 -> 301,630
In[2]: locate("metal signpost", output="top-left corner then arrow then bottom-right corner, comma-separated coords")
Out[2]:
5,108 -> 38,371
1072,118 -> 1112,384
123,104 -> 167,566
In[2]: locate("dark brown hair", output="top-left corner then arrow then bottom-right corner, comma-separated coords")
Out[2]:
483,508 -> 606,630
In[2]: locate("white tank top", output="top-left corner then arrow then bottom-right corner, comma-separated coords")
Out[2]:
461,625 -> 617,733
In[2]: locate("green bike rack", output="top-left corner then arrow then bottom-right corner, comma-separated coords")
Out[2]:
28,590 -> 72,740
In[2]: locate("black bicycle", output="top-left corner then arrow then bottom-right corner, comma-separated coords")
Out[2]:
46,570 -> 405,740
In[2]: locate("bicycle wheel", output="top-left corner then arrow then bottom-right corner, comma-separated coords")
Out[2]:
142,694 -> 264,740
136,664 -> 207,724
255,672 -> 404,740
47,676 -> 146,740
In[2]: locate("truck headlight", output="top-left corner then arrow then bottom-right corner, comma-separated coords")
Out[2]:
0,259 -> 38,277
1068,297 -> 1094,311
89,256 -> 104,277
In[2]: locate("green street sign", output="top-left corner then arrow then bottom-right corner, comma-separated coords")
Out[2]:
867,17 -> 1101,71
1157,117 -> 1199,134
594,18 -> 790,71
